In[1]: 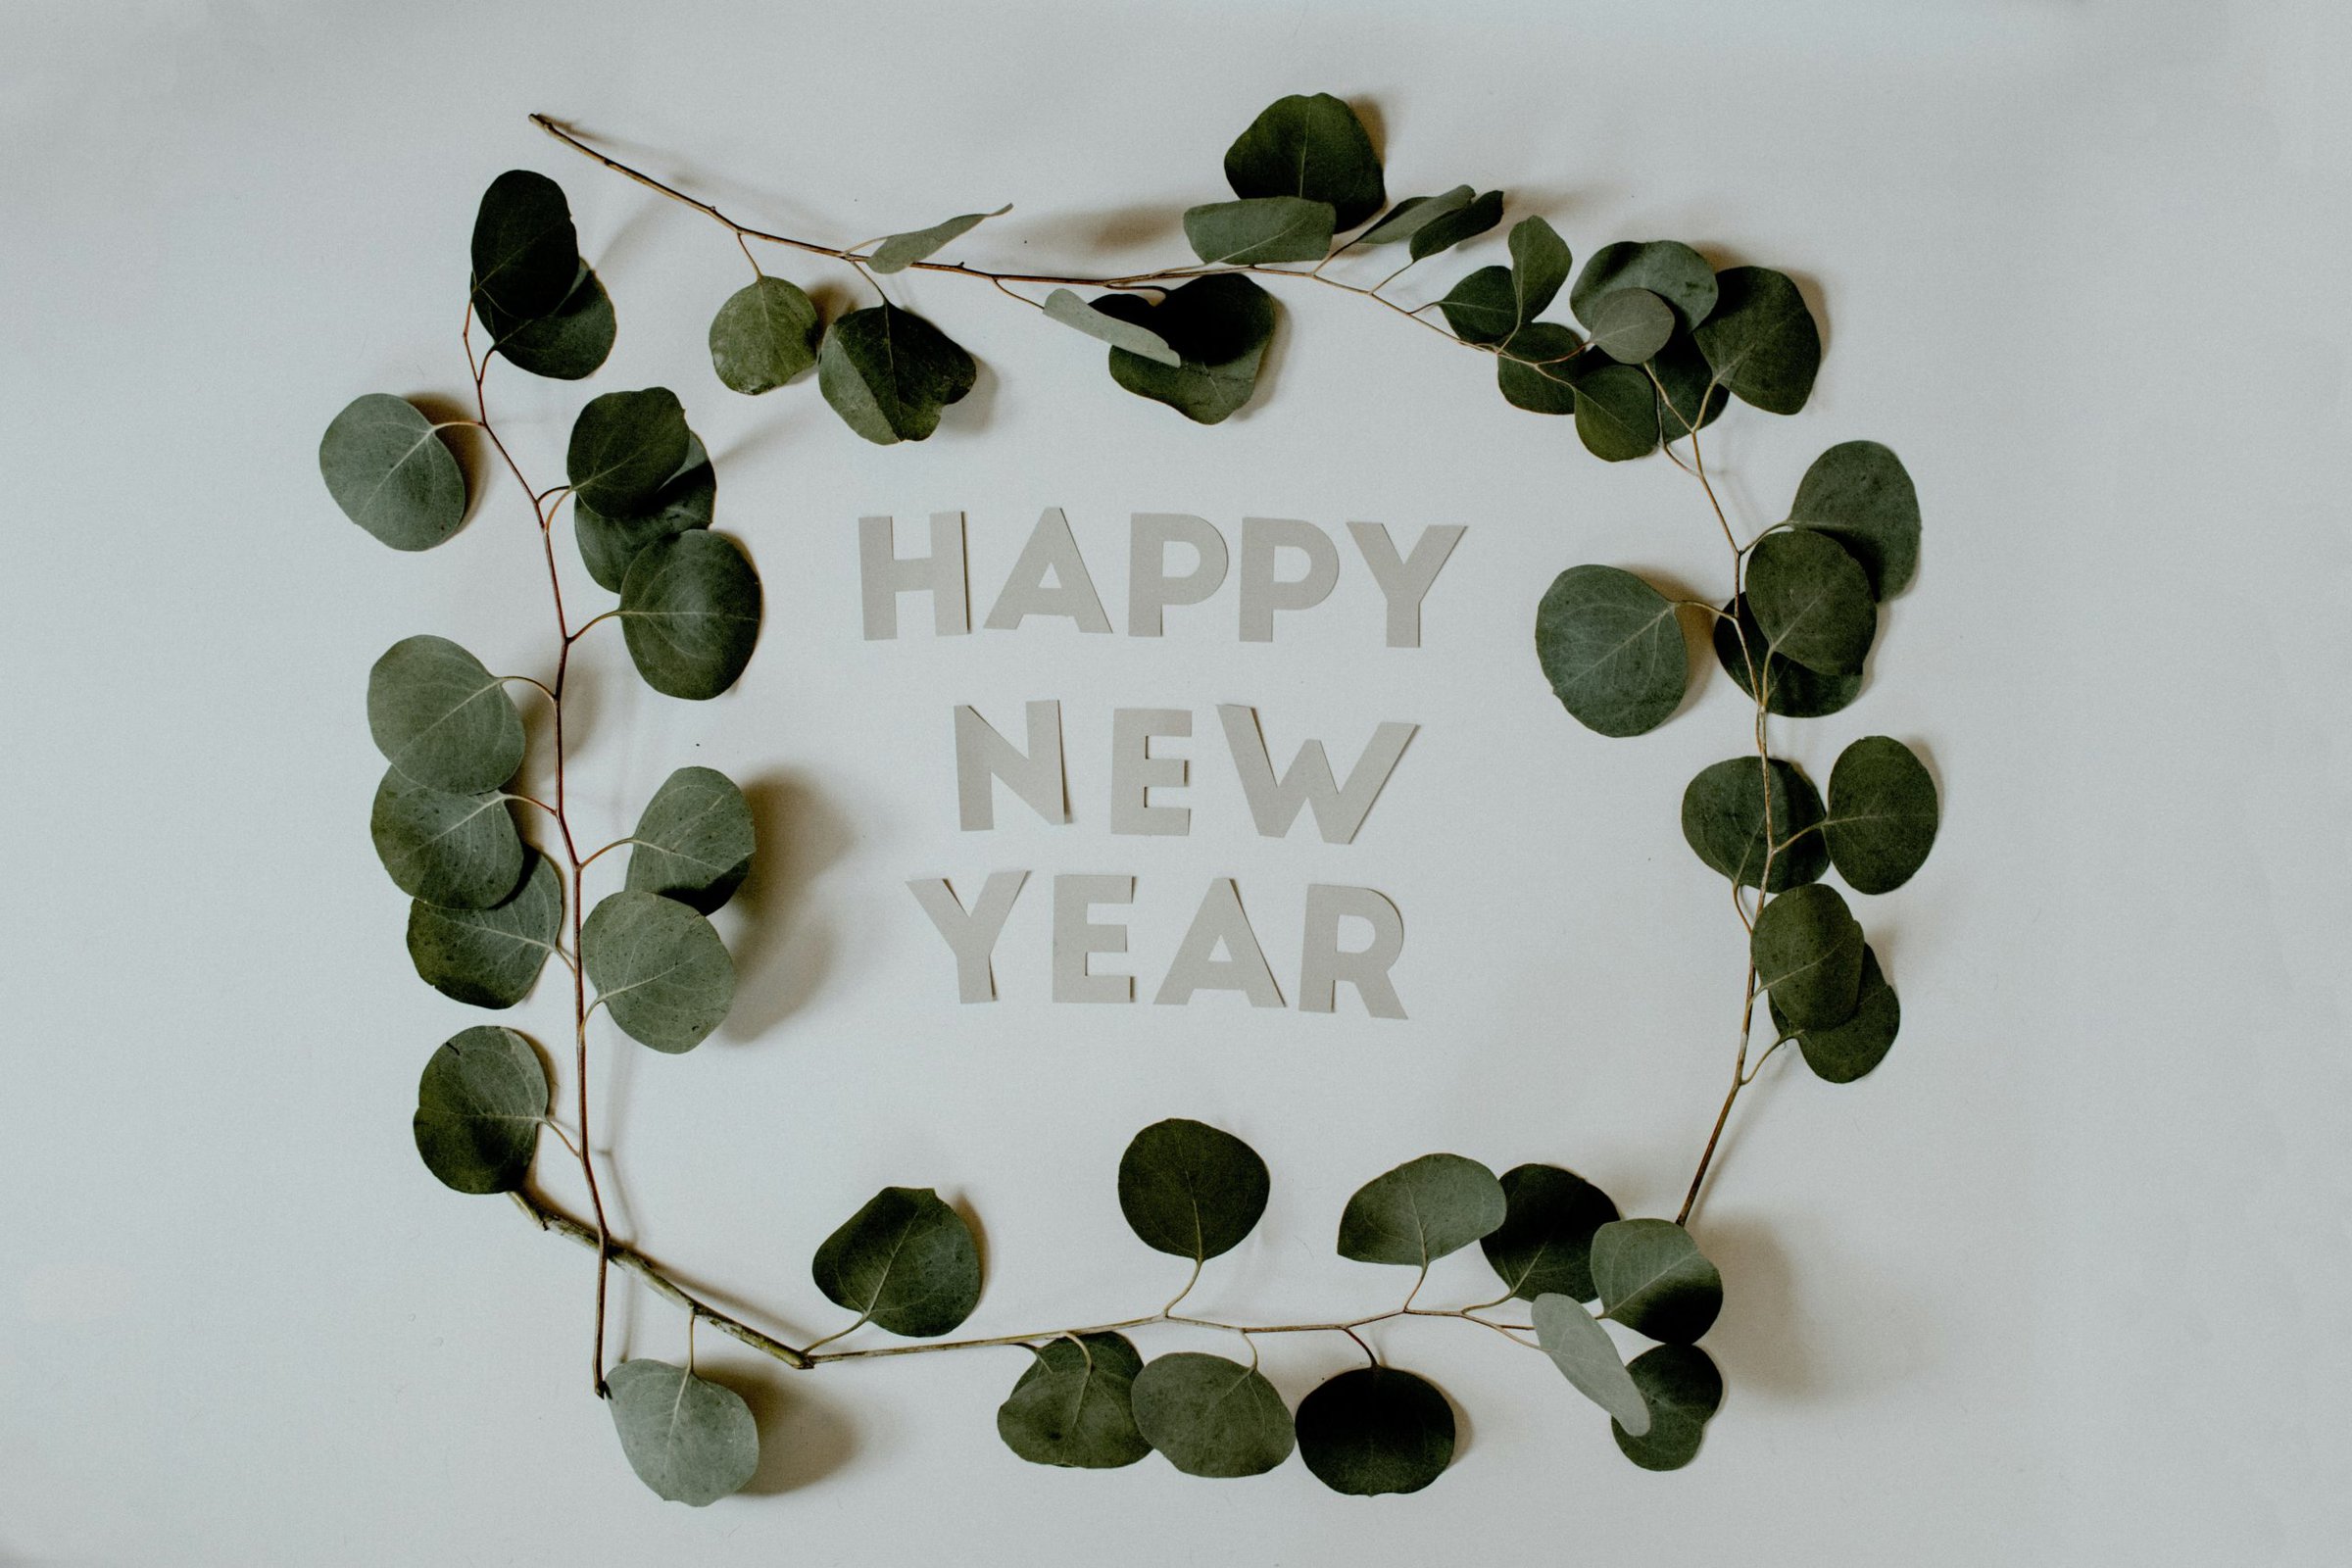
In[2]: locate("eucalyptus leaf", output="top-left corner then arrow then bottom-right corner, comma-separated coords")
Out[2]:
1823,735 -> 1939,893
868,205 -> 1010,273
816,304 -> 976,444
1042,288 -> 1180,367
1712,595 -> 1862,717
810,1187 -> 981,1338
1295,1367 -> 1454,1496
318,394 -> 467,552
625,765 -> 756,914
1223,92 -> 1385,229
1571,240 -> 1719,331
369,768 -> 524,910
407,852 -> 562,1008
1771,945 -> 1899,1083
1613,1345 -> 1724,1471
1591,1219 -> 1724,1345
1494,322 -> 1582,416
1507,216 -> 1571,324
1693,266 -> 1820,415
1749,883 -> 1864,1031
617,530 -> 762,701
367,634 -> 525,794
1117,1117 -> 1270,1262
566,388 -> 690,516
481,263 -> 615,380
1408,188 -> 1505,260
580,889 -> 735,1053
1534,564 -> 1688,737
1336,1152 -> 1505,1266
1357,186 -> 1474,246
1571,361 -> 1662,461
572,433 -> 715,593
1437,266 -> 1518,346
1790,440 -> 1921,599
1481,1163 -> 1620,1303
1745,529 -> 1877,675
1531,1293 -> 1649,1435
1182,196 -> 1336,266
1586,287 -> 1677,365
412,1025 -> 548,1194
1680,758 -> 1829,892
1092,274 -> 1276,424
606,1359 -> 760,1507
1650,329 -> 1730,441
997,1333 -> 1150,1469
1129,1352 -> 1295,1478
708,275 -> 820,394
469,170 -> 578,321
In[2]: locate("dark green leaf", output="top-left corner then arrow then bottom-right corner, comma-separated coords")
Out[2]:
606,1359 -> 760,1506
1772,945 -> 1899,1082
1494,322 -> 1582,416
1789,441 -> 1921,599
481,263 -> 615,381
1357,186 -> 1474,245
1693,266 -> 1820,415
1613,1345 -> 1724,1471
1407,189 -> 1504,261
1586,287 -> 1677,365
1507,217 -> 1571,323
369,768 -> 523,909
1680,758 -> 1829,892
1182,196 -> 1336,265
1591,1219 -> 1723,1344
1129,1352 -> 1295,1478
366,634 -> 525,794
408,852 -> 562,1008
1532,1293 -> 1648,1434
318,394 -> 466,552
1223,92 -> 1384,229
1092,274 -> 1276,425
566,388 -> 690,516
1650,329 -> 1729,441
581,889 -> 735,1053
1571,241 -> 1719,332
708,276 -> 819,394
1437,266 -> 1518,346
412,1025 -> 547,1194
997,1333 -> 1150,1469
1571,362 -> 1661,461
868,205 -> 1009,273
1481,1164 -> 1620,1302
1712,596 -> 1862,717
816,304 -> 976,444
1337,1152 -> 1505,1266
810,1186 -> 981,1338
572,433 -> 715,593
1041,288 -> 1180,367
1745,529 -> 1876,675
1824,736 -> 1939,893
625,765 -> 756,914
1534,564 -> 1688,737
1296,1367 -> 1453,1496
1117,1118 -> 1270,1262
1749,883 -> 1864,1030
469,170 -> 577,321
617,530 -> 762,701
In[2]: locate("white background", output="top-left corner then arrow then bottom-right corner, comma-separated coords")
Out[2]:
5,1 -> 2348,1562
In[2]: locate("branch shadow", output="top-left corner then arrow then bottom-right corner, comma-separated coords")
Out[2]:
717,770 -> 854,1043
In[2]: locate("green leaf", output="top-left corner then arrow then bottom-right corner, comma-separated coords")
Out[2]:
1480,1163 -> 1620,1303
369,768 -> 523,909
1534,564 -> 1689,738
996,1333 -> 1150,1469
366,634 -> 525,794
1091,274 -> 1276,425
318,394 -> 467,552
1531,1293 -> 1649,1435
1357,186 -> 1473,246
1222,92 -> 1385,229
407,852 -> 562,1008
868,205 -> 1010,273
572,433 -> 715,593
1507,216 -> 1571,323
1745,529 -> 1876,675
606,1359 -> 760,1507
566,388 -> 690,516
1571,240 -> 1719,332
1182,196 -> 1336,265
1570,362 -> 1661,461
816,304 -> 976,445
469,170 -> 578,321
1693,265 -> 1820,415
625,765 -> 756,914
708,276 -> 820,394
1336,1152 -> 1506,1266
1437,266 -> 1518,346
1116,1117 -> 1270,1262
810,1187 -> 981,1337
581,889 -> 735,1053
1680,758 -> 1829,892
481,263 -> 615,381
1789,441 -> 1921,599
1591,1219 -> 1724,1345
1585,287 -> 1677,365
617,530 -> 762,701
1129,1352 -> 1295,1478
412,1024 -> 548,1194
1711,596 -> 1862,718
1613,1345 -> 1724,1471
1407,188 -> 1504,261
1749,883 -> 1864,1030
1295,1367 -> 1454,1496
1650,328 -> 1729,441
1772,945 -> 1899,1083
1823,735 -> 1939,893
1041,288 -> 1180,367
1494,322 -> 1582,416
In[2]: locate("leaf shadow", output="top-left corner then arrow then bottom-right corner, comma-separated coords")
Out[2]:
1690,1214 -> 1818,1401
408,392 -> 490,534
715,770 -> 854,1044
732,1366 -> 861,1495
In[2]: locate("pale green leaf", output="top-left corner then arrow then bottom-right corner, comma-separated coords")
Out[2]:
617,531 -> 761,701
369,768 -> 523,909
625,765 -> 755,914
412,1024 -> 548,1194
581,889 -> 735,1053
606,1359 -> 760,1506
318,395 -> 466,552
708,276 -> 820,394
868,205 -> 1009,273
1041,288 -> 1180,366
1532,1293 -> 1649,1435
367,634 -> 525,794
1182,196 -> 1336,265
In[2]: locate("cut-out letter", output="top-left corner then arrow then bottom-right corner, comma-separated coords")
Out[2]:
1299,884 -> 1406,1019
955,701 -> 1068,830
859,513 -> 969,639
984,507 -> 1113,633
1110,708 -> 1192,837
1217,705 -> 1417,845
1129,513 -> 1229,636
1154,878 -> 1283,1007
1347,521 -> 1465,648
1053,874 -> 1135,1003
1237,517 -> 1341,642
907,872 -> 1029,1002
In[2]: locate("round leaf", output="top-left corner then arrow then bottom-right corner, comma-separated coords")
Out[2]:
1680,758 -> 1829,892
997,1333 -> 1150,1469
1480,1163 -> 1620,1303
1494,322 -> 1582,416
369,768 -> 524,909
708,275 -> 820,394
1745,530 -> 1877,676
1336,1152 -> 1505,1267
581,889 -> 735,1053
566,387 -> 690,516
572,432 -> 715,593
481,263 -> 614,381
1531,1293 -> 1649,1435
1824,735 -> 1939,893
1571,240 -> 1719,332
1693,265 -> 1820,415
469,170 -> 578,321
366,634 -> 525,794
1182,196 -> 1337,266
1613,1345 -> 1724,1471
1711,596 -> 1862,718
1295,1367 -> 1454,1496
810,1186 -> 981,1338
1091,274 -> 1277,425
606,1359 -> 760,1507
1591,1219 -> 1724,1345
412,1025 -> 548,1194
1772,944 -> 1899,1083
1507,216 -> 1571,324
618,530 -> 762,701
1585,286 -> 1677,365
1222,92 -> 1384,229
625,765 -> 756,914
1041,288 -> 1180,367
1438,266 -> 1517,346
1790,440 -> 1920,599
816,304 -> 976,445
1570,361 -> 1662,461
1129,1352 -> 1295,1478
1116,1117 -> 1271,1262
869,205 -> 1010,273
318,394 -> 466,552
1651,329 -> 1730,440
1749,882 -> 1865,1030
1406,188 -> 1504,261
407,851 -> 563,1008
1534,564 -> 1688,738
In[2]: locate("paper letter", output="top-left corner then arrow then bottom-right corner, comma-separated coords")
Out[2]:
859,513 -> 969,640
985,507 -> 1113,633
1217,705 -> 1417,845
1298,884 -> 1406,1019
907,872 -> 1029,1002
1154,878 -> 1283,1007
956,701 -> 1068,830
1237,517 -> 1341,642
1053,874 -> 1135,1003
1129,514 -> 1229,636
1347,522 -> 1465,648
1110,708 -> 1192,837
